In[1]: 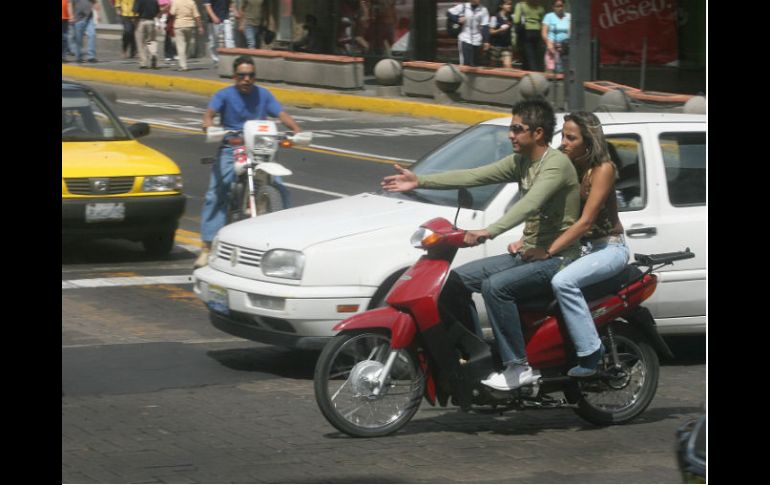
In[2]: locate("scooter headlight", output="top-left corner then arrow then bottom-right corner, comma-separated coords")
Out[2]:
410,227 -> 442,248
261,249 -> 305,279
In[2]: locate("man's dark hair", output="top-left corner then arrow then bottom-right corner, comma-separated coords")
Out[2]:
511,98 -> 556,143
233,55 -> 255,72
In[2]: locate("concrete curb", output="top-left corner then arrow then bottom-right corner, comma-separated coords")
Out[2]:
62,65 -> 508,125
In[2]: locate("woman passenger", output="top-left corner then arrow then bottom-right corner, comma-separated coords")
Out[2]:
523,111 -> 629,377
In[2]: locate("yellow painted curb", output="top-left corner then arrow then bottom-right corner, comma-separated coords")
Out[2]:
62,65 -> 506,125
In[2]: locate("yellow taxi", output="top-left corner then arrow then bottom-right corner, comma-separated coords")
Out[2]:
62,80 -> 186,255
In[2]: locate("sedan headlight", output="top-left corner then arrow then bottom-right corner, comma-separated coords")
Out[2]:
142,175 -> 183,192
261,249 -> 305,280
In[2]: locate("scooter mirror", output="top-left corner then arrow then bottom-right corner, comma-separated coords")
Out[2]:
458,188 -> 474,210
454,188 -> 474,227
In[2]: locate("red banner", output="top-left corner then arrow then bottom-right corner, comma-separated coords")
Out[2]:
591,0 -> 679,65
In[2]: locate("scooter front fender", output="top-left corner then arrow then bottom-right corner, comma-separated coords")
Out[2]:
333,306 -> 417,349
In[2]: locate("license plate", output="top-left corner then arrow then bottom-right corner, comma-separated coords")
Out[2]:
207,284 -> 229,315
85,203 -> 125,223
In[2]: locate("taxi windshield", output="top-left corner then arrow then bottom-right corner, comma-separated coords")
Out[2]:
62,89 -> 131,142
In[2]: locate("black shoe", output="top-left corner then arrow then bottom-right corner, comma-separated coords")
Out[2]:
567,345 -> 605,378
87,58 -> 98,63
151,55 -> 157,69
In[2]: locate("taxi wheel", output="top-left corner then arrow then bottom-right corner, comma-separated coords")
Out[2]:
142,230 -> 175,256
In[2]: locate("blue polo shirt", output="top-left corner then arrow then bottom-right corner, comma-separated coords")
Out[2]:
208,85 -> 283,130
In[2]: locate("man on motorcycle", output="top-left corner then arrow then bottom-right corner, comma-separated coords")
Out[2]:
381,98 -> 580,391
195,55 -> 302,269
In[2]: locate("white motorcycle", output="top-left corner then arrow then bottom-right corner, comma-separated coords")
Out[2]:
204,120 -> 313,222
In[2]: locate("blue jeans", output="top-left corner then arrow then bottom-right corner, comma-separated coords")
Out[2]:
244,25 -> 264,49
72,17 -> 96,61
456,253 -> 566,365
62,20 -> 69,60
200,143 -> 291,242
551,240 -> 630,357
201,143 -> 236,243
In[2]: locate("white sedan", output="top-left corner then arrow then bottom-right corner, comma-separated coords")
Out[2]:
193,112 -> 706,349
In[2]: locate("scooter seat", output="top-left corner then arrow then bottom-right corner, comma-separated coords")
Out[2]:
516,265 -> 644,313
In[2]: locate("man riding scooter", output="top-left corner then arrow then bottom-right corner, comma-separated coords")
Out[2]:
195,55 -> 302,269
381,98 -> 580,391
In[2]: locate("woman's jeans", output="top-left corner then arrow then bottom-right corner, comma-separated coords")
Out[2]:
456,253 -> 567,366
551,240 -> 630,357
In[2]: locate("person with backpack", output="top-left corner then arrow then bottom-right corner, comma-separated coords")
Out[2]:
447,0 -> 490,66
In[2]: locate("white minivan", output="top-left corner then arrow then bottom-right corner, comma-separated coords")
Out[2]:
193,112 -> 706,349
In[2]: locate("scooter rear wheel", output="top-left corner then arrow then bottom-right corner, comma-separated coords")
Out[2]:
314,331 -> 424,437
573,324 -> 659,425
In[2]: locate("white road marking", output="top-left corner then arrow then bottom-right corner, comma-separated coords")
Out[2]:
309,144 -> 415,164
62,275 -> 194,289
281,182 -> 348,198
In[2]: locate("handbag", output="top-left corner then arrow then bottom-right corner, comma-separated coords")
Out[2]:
263,28 -> 275,45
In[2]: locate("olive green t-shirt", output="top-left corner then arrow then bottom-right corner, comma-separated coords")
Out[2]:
417,147 -> 581,259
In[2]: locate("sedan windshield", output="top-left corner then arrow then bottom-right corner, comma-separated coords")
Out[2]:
62,89 -> 131,142
383,124 -> 513,210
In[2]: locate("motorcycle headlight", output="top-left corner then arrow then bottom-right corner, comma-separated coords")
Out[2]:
410,227 -> 442,248
251,136 -> 277,155
261,249 -> 305,280
142,174 -> 183,192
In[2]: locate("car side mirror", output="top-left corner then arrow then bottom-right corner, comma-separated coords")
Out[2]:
129,122 -> 150,139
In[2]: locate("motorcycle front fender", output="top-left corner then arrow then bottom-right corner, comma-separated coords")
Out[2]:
256,162 -> 293,177
333,306 -> 417,349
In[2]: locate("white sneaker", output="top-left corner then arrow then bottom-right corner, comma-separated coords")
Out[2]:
193,249 -> 210,269
481,364 -> 541,391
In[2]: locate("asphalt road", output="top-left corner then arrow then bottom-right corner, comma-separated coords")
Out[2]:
62,82 -> 706,484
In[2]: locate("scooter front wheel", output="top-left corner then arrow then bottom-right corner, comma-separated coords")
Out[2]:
314,331 -> 424,437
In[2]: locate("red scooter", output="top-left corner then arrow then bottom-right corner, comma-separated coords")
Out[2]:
314,190 -> 694,437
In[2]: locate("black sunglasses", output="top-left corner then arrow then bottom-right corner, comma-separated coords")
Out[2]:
235,72 -> 256,79
509,123 -> 533,134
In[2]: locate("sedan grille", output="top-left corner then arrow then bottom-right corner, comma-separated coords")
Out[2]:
65,177 -> 135,195
217,242 -> 266,268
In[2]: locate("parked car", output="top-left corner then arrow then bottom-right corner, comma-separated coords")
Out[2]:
62,80 -> 186,255
193,112 -> 706,349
